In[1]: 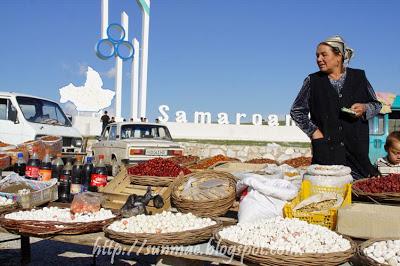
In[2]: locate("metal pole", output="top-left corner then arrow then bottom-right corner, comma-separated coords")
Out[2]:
101,0 -> 108,39
114,12 -> 129,120
131,38 -> 140,121
137,0 -> 150,119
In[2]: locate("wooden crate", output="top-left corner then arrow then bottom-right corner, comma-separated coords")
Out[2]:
100,167 -> 172,214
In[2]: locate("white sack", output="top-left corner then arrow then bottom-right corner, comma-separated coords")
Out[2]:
238,189 -> 286,223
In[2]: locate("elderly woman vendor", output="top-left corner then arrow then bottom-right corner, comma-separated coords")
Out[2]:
290,35 -> 381,179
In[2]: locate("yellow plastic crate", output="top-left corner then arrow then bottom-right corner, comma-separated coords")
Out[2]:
283,180 -> 352,230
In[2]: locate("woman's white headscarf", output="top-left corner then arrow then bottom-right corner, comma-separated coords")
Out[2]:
321,35 -> 354,66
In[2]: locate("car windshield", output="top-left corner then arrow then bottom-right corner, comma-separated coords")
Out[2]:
121,124 -> 172,140
16,96 -> 71,126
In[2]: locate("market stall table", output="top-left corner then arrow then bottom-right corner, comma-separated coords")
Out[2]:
0,226 -> 247,265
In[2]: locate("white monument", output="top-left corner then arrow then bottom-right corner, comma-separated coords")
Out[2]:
99,0 -> 151,121
59,67 -> 114,112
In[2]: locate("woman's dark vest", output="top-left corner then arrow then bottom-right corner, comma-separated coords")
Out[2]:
309,68 -> 376,177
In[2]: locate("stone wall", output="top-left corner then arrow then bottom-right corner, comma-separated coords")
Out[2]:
177,142 -> 311,163
86,139 -> 311,163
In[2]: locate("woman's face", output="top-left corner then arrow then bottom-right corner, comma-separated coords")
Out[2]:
316,44 -> 342,73
387,140 -> 400,165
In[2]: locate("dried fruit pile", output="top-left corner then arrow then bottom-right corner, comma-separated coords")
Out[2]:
245,158 -> 276,164
0,141 -> 12,148
169,155 -> 199,166
190,155 -> 239,169
353,174 -> 400,193
283,157 -> 312,168
127,158 -> 191,177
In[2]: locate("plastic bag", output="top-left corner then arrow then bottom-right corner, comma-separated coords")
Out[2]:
293,193 -> 344,212
70,192 -> 104,214
259,164 -> 284,178
198,178 -> 226,189
237,173 -> 298,201
238,189 -> 286,223
180,177 -> 230,201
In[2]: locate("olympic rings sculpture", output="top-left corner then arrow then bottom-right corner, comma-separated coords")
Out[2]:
95,23 -> 134,61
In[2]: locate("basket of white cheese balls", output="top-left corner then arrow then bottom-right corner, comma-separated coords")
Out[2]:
214,217 -> 356,266
0,195 -> 18,214
0,207 -> 118,237
358,238 -> 400,266
104,211 -> 222,246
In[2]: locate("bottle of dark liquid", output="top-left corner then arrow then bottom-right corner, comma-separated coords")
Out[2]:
13,152 -> 26,176
51,153 -> 64,180
25,148 -> 41,180
70,155 -> 83,199
82,156 -> 93,192
39,150 -> 52,181
59,159 -> 73,203
89,155 -> 108,192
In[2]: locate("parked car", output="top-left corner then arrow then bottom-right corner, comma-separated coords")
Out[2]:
91,122 -> 184,175
0,91 -> 83,153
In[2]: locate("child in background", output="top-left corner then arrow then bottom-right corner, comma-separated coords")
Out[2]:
376,131 -> 400,175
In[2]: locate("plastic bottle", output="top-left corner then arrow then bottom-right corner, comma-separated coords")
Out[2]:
59,159 -> 73,203
82,156 -> 94,192
89,155 -> 108,192
25,148 -> 41,180
51,153 -> 64,180
13,152 -> 26,176
70,155 -> 83,198
39,150 -> 52,181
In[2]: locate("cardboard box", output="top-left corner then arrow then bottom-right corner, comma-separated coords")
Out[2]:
337,203 -> 400,239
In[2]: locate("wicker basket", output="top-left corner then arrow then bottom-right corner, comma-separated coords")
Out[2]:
352,179 -> 400,202
214,232 -> 356,266
20,140 -> 46,160
3,147 -> 29,166
40,136 -> 63,157
189,156 -> 240,170
207,161 -> 231,169
0,202 -> 18,214
0,154 -> 11,170
129,174 -> 178,187
0,208 -> 119,237
104,219 -> 222,246
171,170 -> 236,217
358,238 -> 399,266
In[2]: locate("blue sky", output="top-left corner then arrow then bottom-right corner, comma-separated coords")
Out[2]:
0,0 -> 399,122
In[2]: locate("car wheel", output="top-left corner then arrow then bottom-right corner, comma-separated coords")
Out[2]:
111,158 -> 120,177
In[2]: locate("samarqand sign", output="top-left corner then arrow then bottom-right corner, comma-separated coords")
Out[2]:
158,105 -> 296,126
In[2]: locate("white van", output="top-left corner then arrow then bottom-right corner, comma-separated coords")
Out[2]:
0,92 -> 83,153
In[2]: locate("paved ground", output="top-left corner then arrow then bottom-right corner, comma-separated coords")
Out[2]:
0,232 -> 159,265
0,232 -> 219,266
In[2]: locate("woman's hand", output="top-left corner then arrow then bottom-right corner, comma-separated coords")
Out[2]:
350,103 -> 366,117
312,129 -> 324,140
